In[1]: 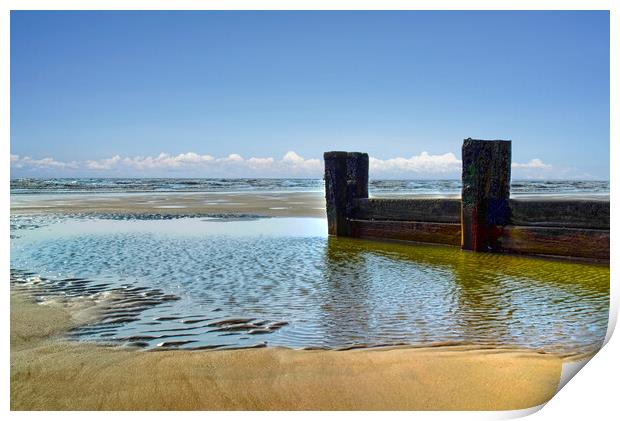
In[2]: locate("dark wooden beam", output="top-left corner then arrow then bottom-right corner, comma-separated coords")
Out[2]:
500,225 -> 609,261
349,219 -> 462,246
509,199 -> 609,229
351,198 -> 461,223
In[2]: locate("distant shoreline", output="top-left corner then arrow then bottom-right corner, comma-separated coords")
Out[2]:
10,191 -> 327,218
9,177 -> 610,197
9,190 -> 610,220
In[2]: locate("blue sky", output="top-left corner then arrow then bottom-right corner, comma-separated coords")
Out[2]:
10,10 -> 609,179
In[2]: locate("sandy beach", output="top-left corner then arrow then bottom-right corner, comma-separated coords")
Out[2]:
11,290 -> 566,411
10,190 -> 608,410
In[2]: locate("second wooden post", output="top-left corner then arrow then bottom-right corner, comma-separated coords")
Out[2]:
461,138 -> 511,252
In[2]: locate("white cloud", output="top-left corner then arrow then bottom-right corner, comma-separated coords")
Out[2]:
10,151 -> 564,179
282,151 -> 304,164
281,151 -> 322,173
86,152 -> 217,171
10,154 -> 77,170
512,158 -> 552,170
511,158 -> 553,180
11,151 -> 323,177
247,157 -> 275,169
218,153 -> 243,163
369,152 -> 461,176
86,155 -> 122,170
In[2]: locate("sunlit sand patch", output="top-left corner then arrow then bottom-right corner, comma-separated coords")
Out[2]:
10,192 -> 328,218
86,197 -> 124,201
45,201 -> 72,206
9,290 -> 566,411
254,194 -> 289,200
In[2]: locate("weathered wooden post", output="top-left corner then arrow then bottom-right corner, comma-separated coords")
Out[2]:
324,151 -> 369,236
461,138 -> 511,252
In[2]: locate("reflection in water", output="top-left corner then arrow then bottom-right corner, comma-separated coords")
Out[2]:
321,237 -> 608,355
10,215 -> 609,356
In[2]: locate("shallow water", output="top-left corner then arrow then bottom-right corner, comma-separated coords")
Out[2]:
10,215 -> 609,355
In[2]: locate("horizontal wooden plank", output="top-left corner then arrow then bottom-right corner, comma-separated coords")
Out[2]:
509,199 -> 609,229
500,225 -> 609,261
349,219 -> 461,246
351,198 -> 461,223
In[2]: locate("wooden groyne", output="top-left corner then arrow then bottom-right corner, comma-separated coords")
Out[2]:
324,138 -> 609,262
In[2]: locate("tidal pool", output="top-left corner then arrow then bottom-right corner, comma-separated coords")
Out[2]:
10,215 -> 609,356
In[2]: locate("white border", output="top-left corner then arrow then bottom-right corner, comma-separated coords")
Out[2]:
2,1 -> 617,420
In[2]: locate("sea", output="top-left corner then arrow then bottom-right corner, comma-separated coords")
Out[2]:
9,178 -> 610,197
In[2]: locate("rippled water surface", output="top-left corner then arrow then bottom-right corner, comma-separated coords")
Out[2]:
10,177 -> 610,197
10,215 -> 609,355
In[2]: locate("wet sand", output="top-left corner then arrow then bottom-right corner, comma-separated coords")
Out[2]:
10,191 -> 327,218
11,191 -> 609,220
11,291 -> 565,411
